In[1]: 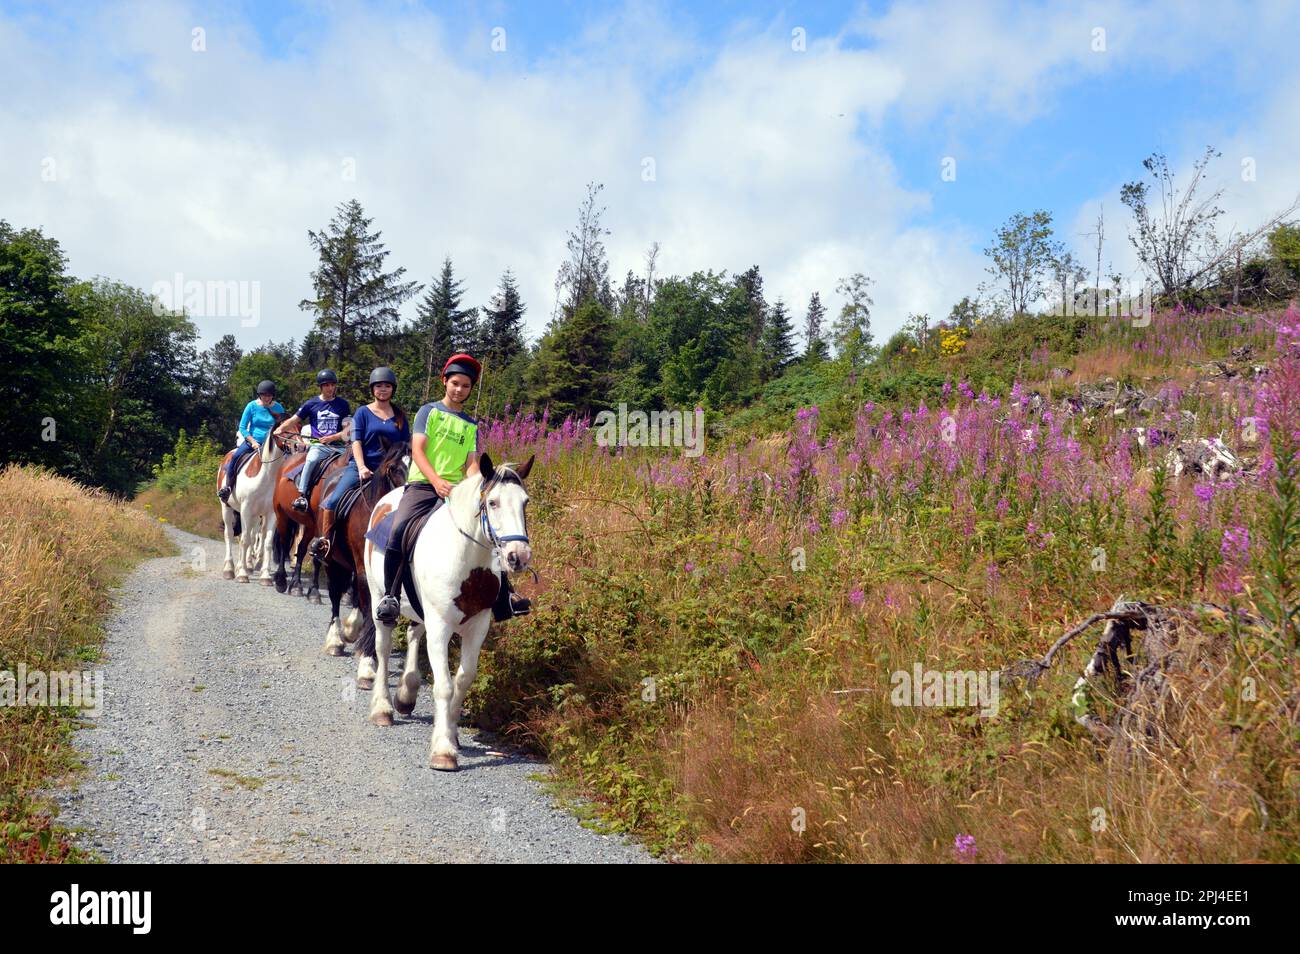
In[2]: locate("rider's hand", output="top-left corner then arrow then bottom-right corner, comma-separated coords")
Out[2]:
432,476 -> 453,498
358,464 -> 373,481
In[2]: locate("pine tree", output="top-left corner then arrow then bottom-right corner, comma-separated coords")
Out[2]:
553,182 -> 611,321
760,298 -> 796,381
803,291 -> 829,360
527,300 -> 615,419
299,199 -> 422,368
481,268 -> 527,369
411,257 -> 474,402
734,265 -> 767,348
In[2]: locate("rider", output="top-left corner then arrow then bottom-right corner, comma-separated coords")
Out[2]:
273,369 -> 352,512
309,367 -> 410,559
374,353 -> 530,626
218,380 -> 285,503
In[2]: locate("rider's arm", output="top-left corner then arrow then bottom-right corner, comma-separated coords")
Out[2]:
351,409 -> 369,470
238,402 -> 256,445
274,413 -> 301,436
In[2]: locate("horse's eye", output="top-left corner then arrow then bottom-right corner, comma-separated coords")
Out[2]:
490,500 -> 498,507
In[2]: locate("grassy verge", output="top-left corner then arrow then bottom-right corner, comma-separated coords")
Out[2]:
468,309 -> 1300,862
0,465 -> 171,861
133,429 -> 227,539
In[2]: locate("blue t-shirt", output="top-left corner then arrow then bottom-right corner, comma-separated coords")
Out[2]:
351,405 -> 411,469
239,400 -> 285,443
295,396 -> 351,438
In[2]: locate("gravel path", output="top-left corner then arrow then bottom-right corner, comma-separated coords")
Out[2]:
54,525 -> 653,863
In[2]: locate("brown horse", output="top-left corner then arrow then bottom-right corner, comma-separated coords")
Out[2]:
318,439 -> 410,683
271,446 -> 348,601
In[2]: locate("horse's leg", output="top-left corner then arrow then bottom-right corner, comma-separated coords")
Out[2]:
306,547 -> 323,604
426,619 -> 458,770
322,562 -> 349,656
273,515 -> 291,593
258,514 -> 276,585
367,575 -> 396,726
353,577 -> 378,688
447,615 -> 492,751
394,621 -> 424,716
221,504 -> 237,579
234,504 -> 250,583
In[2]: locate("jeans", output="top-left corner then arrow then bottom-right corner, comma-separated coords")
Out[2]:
226,441 -> 256,486
322,459 -> 360,511
298,442 -> 341,495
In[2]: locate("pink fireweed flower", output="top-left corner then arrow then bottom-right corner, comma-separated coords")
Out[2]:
954,833 -> 977,860
831,508 -> 848,528
1221,525 -> 1249,562
848,587 -> 865,607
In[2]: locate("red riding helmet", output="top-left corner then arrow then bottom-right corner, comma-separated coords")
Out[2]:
442,353 -> 481,384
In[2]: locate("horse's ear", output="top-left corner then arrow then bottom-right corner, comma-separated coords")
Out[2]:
479,451 -> 495,483
516,453 -> 535,481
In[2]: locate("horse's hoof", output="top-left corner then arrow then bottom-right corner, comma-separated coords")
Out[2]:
430,754 -> 458,772
324,645 -> 345,657
237,576 -> 250,583
313,594 -> 324,605
222,570 -> 235,580
370,709 -> 394,727
261,578 -> 274,587
356,677 -> 374,691
394,696 -> 416,716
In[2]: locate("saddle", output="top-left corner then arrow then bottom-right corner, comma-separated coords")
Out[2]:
365,494 -> 443,620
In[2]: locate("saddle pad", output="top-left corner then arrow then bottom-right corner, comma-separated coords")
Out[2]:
365,509 -> 397,549
284,460 -> 306,482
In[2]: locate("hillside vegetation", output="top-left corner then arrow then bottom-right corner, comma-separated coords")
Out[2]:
466,305 -> 1300,862
0,466 -> 171,861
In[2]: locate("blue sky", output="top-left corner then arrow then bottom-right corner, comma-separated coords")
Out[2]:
2,0 -> 1297,350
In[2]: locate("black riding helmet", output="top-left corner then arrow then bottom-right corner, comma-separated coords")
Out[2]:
316,369 -> 338,385
368,366 -> 397,395
256,380 -> 277,397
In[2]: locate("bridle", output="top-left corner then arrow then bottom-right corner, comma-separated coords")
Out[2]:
451,470 -> 530,565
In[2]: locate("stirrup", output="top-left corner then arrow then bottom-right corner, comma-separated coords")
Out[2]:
508,594 -> 532,617
217,486 -> 231,502
309,536 -> 330,559
375,595 -> 400,624
292,495 -> 309,512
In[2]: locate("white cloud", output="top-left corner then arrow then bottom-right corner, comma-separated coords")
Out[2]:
0,0 -> 1294,360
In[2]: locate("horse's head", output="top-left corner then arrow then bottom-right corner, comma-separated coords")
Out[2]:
478,451 -> 534,573
365,437 -> 412,505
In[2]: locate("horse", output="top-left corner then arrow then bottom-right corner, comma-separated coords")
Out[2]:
217,425 -> 300,584
361,451 -> 534,771
271,445 -> 349,601
318,439 -> 411,672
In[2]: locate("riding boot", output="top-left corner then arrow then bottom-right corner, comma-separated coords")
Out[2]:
491,572 -> 531,621
311,508 -> 335,559
372,539 -> 401,625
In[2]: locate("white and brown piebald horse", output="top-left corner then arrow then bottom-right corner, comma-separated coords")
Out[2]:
218,428 -> 300,584
362,452 -> 533,771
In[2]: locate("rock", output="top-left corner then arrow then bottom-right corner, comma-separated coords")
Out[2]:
1165,437 -> 1242,481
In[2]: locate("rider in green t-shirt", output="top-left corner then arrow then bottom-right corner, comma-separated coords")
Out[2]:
374,353 -> 530,625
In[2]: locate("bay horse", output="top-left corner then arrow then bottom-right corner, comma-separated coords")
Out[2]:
361,452 -> 533,771
271,446 -> 348,601
319,439 -> 410,674
217,424 -> 300,584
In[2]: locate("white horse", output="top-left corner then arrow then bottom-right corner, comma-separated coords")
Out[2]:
362,452 -> 534,771
219,431 -> 297,584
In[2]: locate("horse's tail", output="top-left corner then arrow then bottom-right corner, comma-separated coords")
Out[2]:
352,615 -> 376,661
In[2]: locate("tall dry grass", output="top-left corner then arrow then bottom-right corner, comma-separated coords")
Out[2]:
0,464 -> 170,861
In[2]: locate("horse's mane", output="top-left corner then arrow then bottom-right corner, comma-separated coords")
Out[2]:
365,438 -> 411,507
